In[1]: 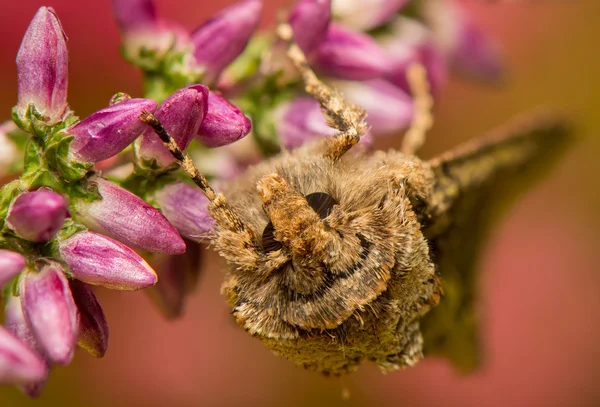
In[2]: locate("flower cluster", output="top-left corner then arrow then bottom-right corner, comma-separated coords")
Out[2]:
0,0 -> 504,397
0,5 -> 250,396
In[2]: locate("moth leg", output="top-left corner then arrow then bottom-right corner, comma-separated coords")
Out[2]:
139,111 -> 259,251
401,63 -> 434,156
276,23 -> 368,161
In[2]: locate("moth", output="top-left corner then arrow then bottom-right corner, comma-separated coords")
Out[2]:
141,23 -> 572,376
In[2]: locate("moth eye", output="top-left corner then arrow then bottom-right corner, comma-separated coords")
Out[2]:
305,192 -> 338,219
261,221 -> 282,253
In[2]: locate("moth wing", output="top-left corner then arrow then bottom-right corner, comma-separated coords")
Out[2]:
419,111 -> 573,371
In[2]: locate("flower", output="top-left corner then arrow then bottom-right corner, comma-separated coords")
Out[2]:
14,7 -> 68,126
289,0 -> 331,55
58,230 -> 158,290
0,325 -> 47,386
69,280 -> 109,358
191,0 -> 262,84
20,262 -> 79,366
72,177 -> 186,254
153,182 -> 214,241
0,250 -> 26,287
196,91 -> 252,147
138,84 -> 208,167
6,189 -> 69,242
67,98 -> 158,163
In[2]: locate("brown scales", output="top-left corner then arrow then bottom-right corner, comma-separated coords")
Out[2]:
141,23 -> 573,375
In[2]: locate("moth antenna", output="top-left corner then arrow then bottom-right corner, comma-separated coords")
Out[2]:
401,63 -> 434,156
276,23 -> 369,161
139,110 -> 249,233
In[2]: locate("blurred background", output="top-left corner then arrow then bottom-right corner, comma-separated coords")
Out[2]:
1,0 -> 599,406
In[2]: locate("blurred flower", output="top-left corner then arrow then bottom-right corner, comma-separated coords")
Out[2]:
67,98 -> 158,163
196,91 -> 252,147
289,0 -> 331,55
6,189 -> 69,242
20,262 -> 79,366
377,16 -> 447,96
0,250 -> 26,287
3,294 -> 49,397
73,177 -> 185,254
273,97 -> 337,149
0,325 -> 47,386
191,0 -> 262,84
332,78 -> 413,135
69,280 -> 109,358
112,0 -> 158,33
313,23 -> 394,80
331,0 -> 409,31
139,85 -> 208,167
14,7 -> 68,126
144,242 -> 203,319
423,0 -> 504,83
153,182 -> 214,241
58,230 -> 158,290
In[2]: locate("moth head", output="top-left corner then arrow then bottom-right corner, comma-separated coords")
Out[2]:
213,152 -> 431,340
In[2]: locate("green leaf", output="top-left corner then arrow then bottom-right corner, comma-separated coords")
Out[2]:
0,180 -> 25,228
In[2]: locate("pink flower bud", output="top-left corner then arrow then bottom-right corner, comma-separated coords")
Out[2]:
423,0 -> 503,82
139,85 -> 208,167
15,7 -> 68,125
0,250 -> 26,287
67,98 -> 158,163
73,178 -> 185,254
274,97 -> 337,149
145,244 -> 202,319
378,17 -> 447,96
332,79 -> 413,135
153,182 -> 214,241
4,294 -> 49,395
196,91 -> 252,148
112,0 -> 158,33
69,280 -> 109,358
289,0 -> 331,55
313,23 -> 393,80
0,325 -> 47,386
332,0 -> 409,31
6,189 -> 69,242
58,231 -> 158,290
191,0 -> 262,84
21,263 -> 79,365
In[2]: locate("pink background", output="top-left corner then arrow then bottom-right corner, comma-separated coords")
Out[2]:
1,0 -> 599,406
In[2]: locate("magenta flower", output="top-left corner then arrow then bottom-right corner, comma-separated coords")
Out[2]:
289,0 -> 331,55
0,250 -> 26,287
423,0 -> 504,83
196,91 -> 252,147
378,17 -> 447,96
73,177 -> 185,254
112,0 -> 158,33
313,23 -> 393,80
333,78 -> 413,135
20,262 -> 79,366
69,280 -> 109,358
0,325 -> 47,386
15,7 -> 68,125
58,230 -> 158,290
153,182 -> 214,241
145,244 -> 202,319
3,294 -> 49,396
191,0 -> 262,84
6,189 -> 69,242
139,84 -> 208,167
331,0 -> 409,31
274,97 -> 337,149
67,98 -> 158,163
